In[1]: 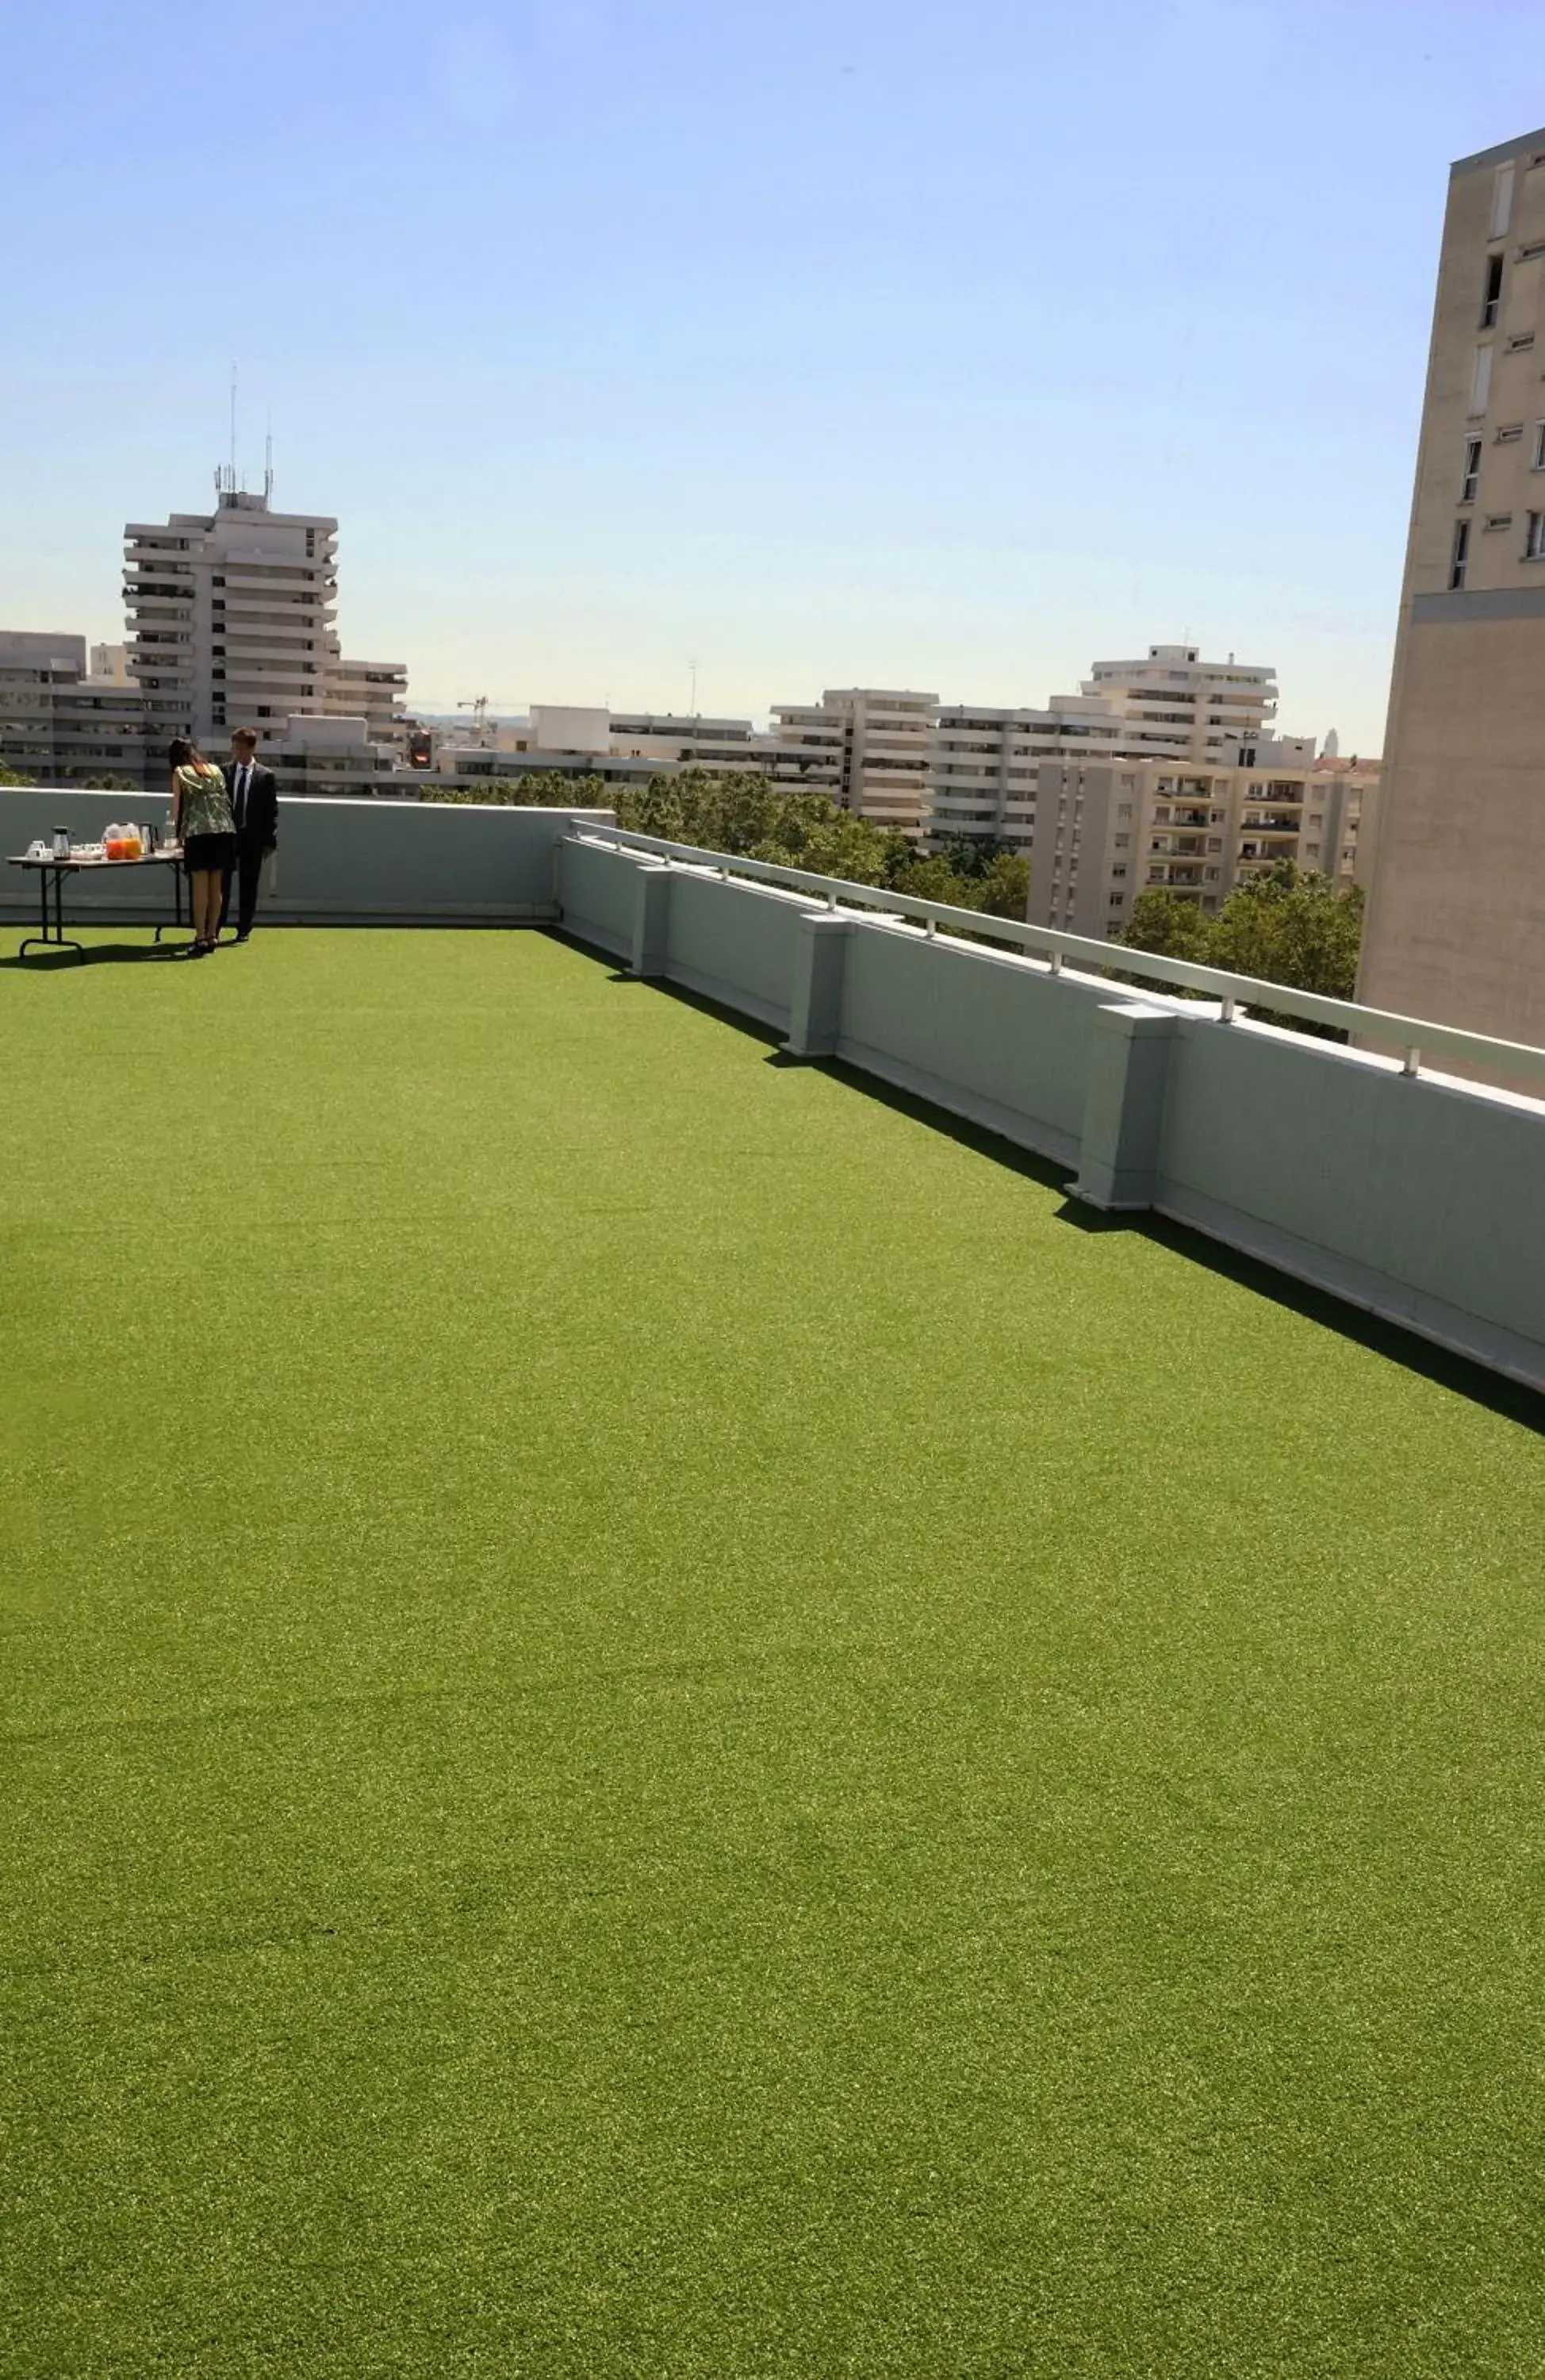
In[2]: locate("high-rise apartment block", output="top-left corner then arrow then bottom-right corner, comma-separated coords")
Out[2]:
123,477 -> 407,759
0,631 -> 155,784
1359,125 -> 1545,1049
771,689 -> 939,831
922,647 -> 1280,854
1029,752 -> 1379,941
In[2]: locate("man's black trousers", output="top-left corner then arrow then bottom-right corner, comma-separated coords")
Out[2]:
220,839 -> 267,938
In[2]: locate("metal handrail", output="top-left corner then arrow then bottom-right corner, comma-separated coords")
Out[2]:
566,823 -> 1545,1091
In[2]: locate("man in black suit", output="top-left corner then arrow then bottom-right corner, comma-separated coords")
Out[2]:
220,727 -> 279,943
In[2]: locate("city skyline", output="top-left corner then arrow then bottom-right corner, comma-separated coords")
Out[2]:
2,0 -> 1532,749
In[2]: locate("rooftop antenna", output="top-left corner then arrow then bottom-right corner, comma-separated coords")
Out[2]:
688,658 -> 700,714
264,409 -> 274,502
216,364 -> 240,501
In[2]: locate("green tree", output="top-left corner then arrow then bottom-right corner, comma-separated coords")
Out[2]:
79,773 -> 140,792
888,854 -> 983,908
972,851 -> 1030,919
421,773 -> 611,808
1208,861 -> 1363,1001
0,762 -> 29,786
1119,889 -> 1216,964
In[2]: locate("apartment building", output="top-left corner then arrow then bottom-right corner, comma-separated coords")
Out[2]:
921,648 -> 1280,854
770,689 -> 939,831
0,630 -> 153,785
1358,124 -> 1545,1052
1083,645 -> 1279,763
1029,754 -> 1379,940
123,476 -> 409,760
324,659 -> 408,752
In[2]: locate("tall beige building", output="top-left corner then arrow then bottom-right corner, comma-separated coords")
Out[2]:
1029,754 -> 1379,941
771,689 -> 938,831
1359,125 -> 1545,1047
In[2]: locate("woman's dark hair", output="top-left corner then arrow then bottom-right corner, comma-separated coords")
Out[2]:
167,737 -> 197,769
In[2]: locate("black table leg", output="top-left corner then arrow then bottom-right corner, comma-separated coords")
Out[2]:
18,866 -> 86,960
17,866 -> 86,957
153,858 -> 187,943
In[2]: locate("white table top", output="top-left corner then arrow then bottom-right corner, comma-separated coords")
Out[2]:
10,847 -> 182,869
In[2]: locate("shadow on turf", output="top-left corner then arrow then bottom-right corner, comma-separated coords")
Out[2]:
564,948 -> 1543,1434
0,939 -> 186,970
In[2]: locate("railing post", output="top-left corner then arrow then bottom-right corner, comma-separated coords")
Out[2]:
1403,1046 -> 1421,1077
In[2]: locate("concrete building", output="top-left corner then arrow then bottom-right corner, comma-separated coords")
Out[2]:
1029,756 -> 1379,941
123,476 -> 408,762
1083,645 -> 1279,764
0,630 -> 152,785
0,633 -> 87,781
89,642 -> 132,684
324,659 -> 408,752
770,689 -> 939,831
920,648 -> 1280,855
1358,123 -> 1545,1052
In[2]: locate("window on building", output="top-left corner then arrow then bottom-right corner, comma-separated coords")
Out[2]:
1482,251 -> 1505,326
1497,423 -> 1524,442
1534,422 -> 1545,470
1109,892 -> 1124,908
1509,332 -> 1535,352
1486,512 -> 1513,530
1470,344 -> 1493,417
1116,803 -> 1133,821
1461,436 -> 1482,501
1492,162 -> 1516,239
1203,866 -> 1221,881
1450,519 -> 1470,588
1526,512 -> 1545,559
1111,864 -> 1127,879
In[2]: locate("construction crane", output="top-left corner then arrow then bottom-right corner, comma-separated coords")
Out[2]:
458,695 -> 493,749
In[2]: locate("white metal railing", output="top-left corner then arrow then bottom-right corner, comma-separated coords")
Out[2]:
567,823 -> 1545,1091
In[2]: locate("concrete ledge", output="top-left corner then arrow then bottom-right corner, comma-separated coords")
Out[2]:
834,1037 -> 1082,1172
1159,1183 -> 1545,1395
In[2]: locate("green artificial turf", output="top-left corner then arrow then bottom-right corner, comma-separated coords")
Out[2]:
2,923 -> 1543,2378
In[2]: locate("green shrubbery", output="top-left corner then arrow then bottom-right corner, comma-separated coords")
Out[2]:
425,766 -> 1030,919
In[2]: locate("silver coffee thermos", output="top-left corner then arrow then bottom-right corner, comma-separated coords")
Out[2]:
52,827 -> 69,858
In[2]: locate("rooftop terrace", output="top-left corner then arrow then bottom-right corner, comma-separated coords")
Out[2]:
3,925 -> 1543,2374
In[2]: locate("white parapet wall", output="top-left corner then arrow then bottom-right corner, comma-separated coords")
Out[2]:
556,830 -> 1545,1394
0,790 -> 614,927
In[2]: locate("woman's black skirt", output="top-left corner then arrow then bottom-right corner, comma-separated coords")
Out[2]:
183,831 -> 236,875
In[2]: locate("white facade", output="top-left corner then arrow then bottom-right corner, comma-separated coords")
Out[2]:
770,689 -> 939,831
0,630 -> 152,785
922,647 -> 1282,854
123,482 -> 408,759
89,642 -> 132,684
1081,644 -> 1278,762
324,658 -> 408,752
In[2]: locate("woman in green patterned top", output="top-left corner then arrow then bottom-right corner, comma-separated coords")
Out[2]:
168,737 -> 236,958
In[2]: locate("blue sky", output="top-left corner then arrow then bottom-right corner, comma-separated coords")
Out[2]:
2,0 -> 1537,745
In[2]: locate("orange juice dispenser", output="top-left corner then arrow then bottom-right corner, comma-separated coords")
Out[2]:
103,823 -> 124,861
